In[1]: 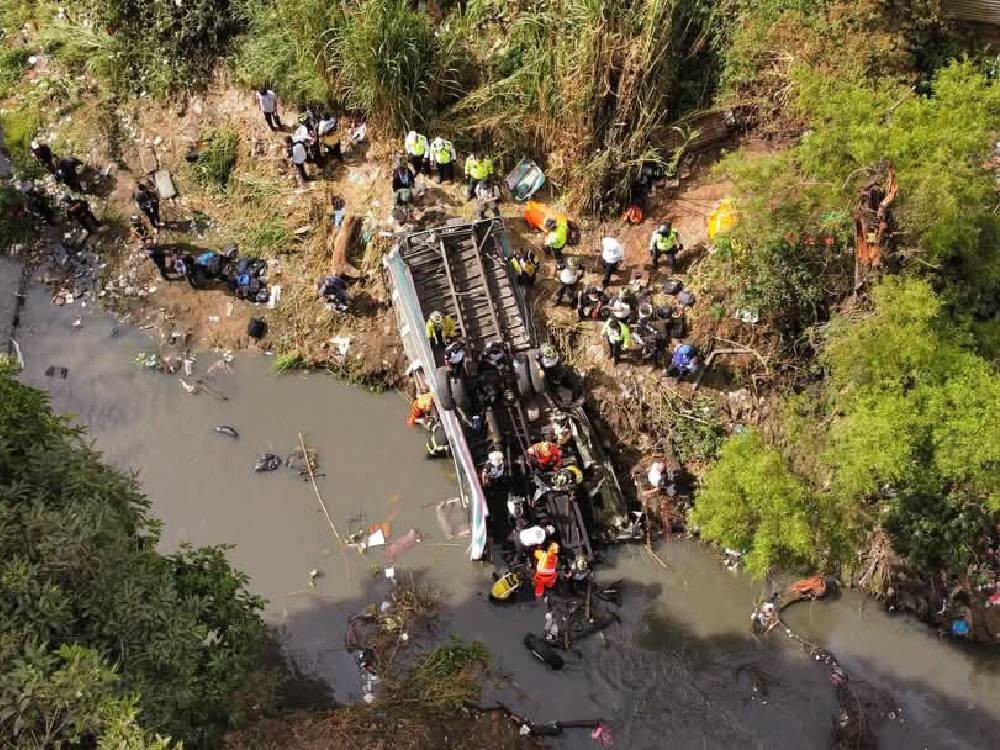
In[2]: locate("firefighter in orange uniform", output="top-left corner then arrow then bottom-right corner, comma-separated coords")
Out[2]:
407,392 -> 435,427
526,441 -> 563,472
533,542 -> 560,598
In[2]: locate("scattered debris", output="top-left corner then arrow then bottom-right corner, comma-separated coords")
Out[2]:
254,453 -> 282,472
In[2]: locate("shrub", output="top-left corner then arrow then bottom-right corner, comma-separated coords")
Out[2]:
0,107 -> 44,178
243,217 -> 292,255
693,430 -> 818,578
0,45 -> 29,98
61,0 -> 246,94
0,185 -> 35,246
190,128 -> 239,189
0,363 -> 272,746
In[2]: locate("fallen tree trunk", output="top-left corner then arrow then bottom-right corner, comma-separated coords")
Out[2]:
331,213 -> 362,276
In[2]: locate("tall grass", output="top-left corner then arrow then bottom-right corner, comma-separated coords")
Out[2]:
190,129 -> 240,189
329,0 -> 471,131
0,46 -> 30,99
234,0 -> 339,107
0,108 -> 43,178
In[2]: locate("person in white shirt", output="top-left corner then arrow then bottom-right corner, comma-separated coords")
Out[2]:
553,258 -> 581,307
286,136 -> 308,183
600,237 -> 624,288
256,87 -> 280,130
475,177 -> 501,219
292,122 -> 312,145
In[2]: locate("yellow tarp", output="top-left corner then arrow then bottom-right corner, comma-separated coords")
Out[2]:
707,198 -> 739,241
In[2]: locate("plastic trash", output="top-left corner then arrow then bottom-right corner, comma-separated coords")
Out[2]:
518,526 -> 547,547
386,529 -> 420,561
267,285 -> 281,309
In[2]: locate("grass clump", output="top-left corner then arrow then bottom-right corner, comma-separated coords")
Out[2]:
0,46 -> 30,98
243,218 -> 293,256
379,637 -> 488,720
0,107 -> 43,178
190,128 -> 239,189
273,351 -> 305,374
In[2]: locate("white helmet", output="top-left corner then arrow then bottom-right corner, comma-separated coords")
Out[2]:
488,451 -> 504,467
430,310 -> 443,324
407,130 -> 417,141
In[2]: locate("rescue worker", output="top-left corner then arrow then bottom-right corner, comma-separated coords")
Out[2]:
601,317 -> 631,364
54,156 -> 83,192
481,450 -> 505,486
533,542 -> 560,599
29,140 -> 55,173
175,254 -> 197,288
317,274 -> 349,311
133,181 -> 162,229
490,571 -> 522,603
475,177 -> 501,219
444,338 -> 466,377
527,440 -> 563,473
510,248 -> 538,286
430,136 -> 456,182
391,156 -> 415,207
62,194 -> 99,233
480,340 -> 507,370
649,222 -> 682,271
407,391 -> 435,427
544,217 -> 568,263
553,463 -> 584,490
425,310 -> 457,347
577,285 -> 606,321
404,130 -> 430,175
464,151 -> 493,200
553,257 -> 582,307
538,343 -> 560,370
317,113 -> 342,163
286,136 -> 309,183
425,419 -> 449,458
256,86 -> 281,130
666,342 -> 699,381
20,181 -> 55,224
600,236 -> 624,288
609,288 -> 633,322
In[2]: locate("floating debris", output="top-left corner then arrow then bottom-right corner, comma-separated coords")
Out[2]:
213,425 -> 239,439
254,453 -> 282,472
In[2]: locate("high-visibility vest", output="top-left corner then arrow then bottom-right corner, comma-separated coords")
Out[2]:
535,547 -> 558,576
545,221 -> 568,250
511,256 -> 536,276
425,314 -> 456,340
405,132 -> 427,157
466,155 -> 490,180
601,321 -> 631,347
433,140 -> 454,164
655,228 -> 679,252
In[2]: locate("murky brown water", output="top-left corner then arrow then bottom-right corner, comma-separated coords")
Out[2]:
7,257 -> 999,749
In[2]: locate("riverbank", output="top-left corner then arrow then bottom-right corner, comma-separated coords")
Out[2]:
7,255 -> 1000,749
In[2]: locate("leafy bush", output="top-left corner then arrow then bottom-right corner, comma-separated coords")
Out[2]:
693,430 -> 818,578
719,60 -> 1000,327
190,128 -> 239,189
61,0 -> 246,94
0,363 -> 272,746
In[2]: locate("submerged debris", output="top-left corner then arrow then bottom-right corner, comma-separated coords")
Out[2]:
254,453 -> 282,472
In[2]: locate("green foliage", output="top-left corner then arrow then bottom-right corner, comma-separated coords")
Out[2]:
243,217 -> 292,255
0,186 -> 35,247
380,637 -> 488,720
0,107 -> 43,178
719,60 -> 1000,327
273,351 -> 304,373
0,45 -> 30,98
190,128 -> 239,189
331,0 -> 464,131
693,430 -> 817,578
61,0 -> 246,95
234,0 -> 338,107
0,363 -> 272,747
670,395 -> 726,465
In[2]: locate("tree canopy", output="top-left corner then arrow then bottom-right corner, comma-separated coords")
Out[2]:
0,362 -> 272,748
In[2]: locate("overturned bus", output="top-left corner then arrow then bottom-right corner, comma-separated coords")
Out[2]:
384,218 -> 640,564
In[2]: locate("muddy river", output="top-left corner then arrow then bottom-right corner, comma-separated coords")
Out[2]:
7,259 -> 1000,749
